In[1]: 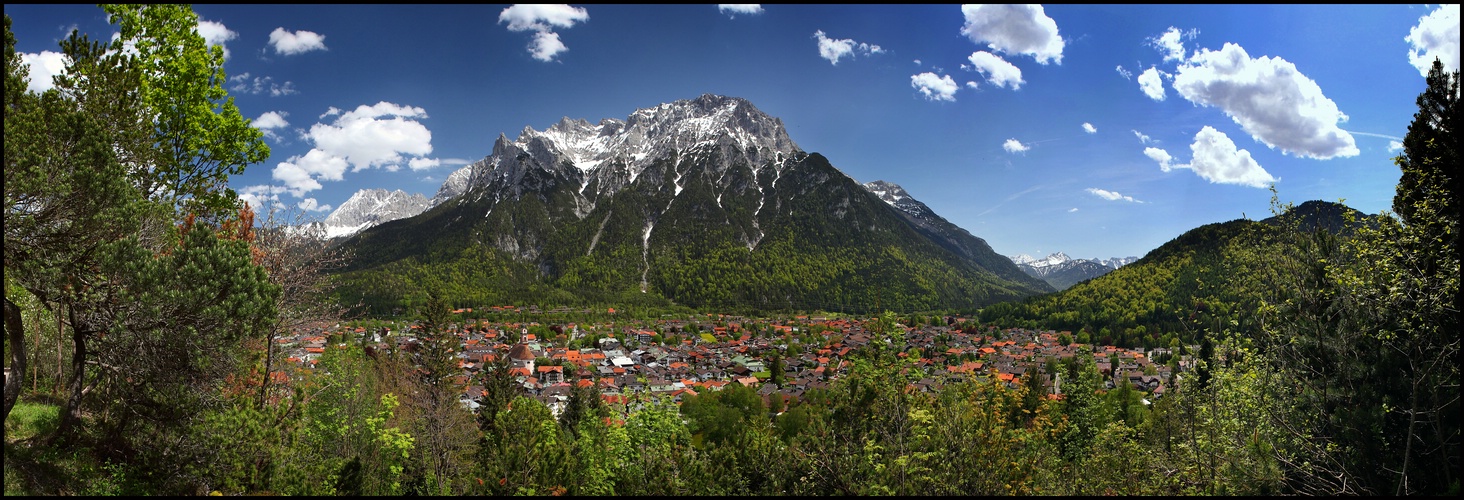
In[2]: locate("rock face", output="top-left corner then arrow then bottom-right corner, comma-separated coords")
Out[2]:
320,189 -> 432,239
335,94 -> 1055,312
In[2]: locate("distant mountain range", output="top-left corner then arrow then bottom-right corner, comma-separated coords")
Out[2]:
327,94 -> 1054,313
1008,252 -> 1139,291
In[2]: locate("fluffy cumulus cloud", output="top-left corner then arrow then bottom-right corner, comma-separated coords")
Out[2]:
1148,127 -> 1277,188
268,102 -> 438,197
269,27 -> 328,56
1148,26 -> 1197,63
1133,130 -> 1154,144
20,51 -> 68,94
1406,4 -> 1460,76
911,72 -> 959,101
228,72 -> 297,96
1144,147 -> 1174,170
238,184 -> 289,212
814,30 -> 884,65
1184,126 -> 1277,187
959,4 -> 1065,64
1172,43 -> 1358,159
1086,188 -> 1142,203
308,102 -> 433,171
966,50 -> 1024,89
297,198 -> 332,212
195,19 -> 237,60
1082,122 -> 1097,134
1003,138 -> 1030,153
1388,140 -> 1404,153
251,111 -> 290,141
499,4 -> 589,62
965,81 -> 980,89
1138,66 -> 1166,100
717,4 -> 763,17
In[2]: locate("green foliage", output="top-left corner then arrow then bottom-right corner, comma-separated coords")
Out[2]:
98,4 -> 268,218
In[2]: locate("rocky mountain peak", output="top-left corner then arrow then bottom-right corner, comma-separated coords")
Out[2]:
321,188 -> 431,239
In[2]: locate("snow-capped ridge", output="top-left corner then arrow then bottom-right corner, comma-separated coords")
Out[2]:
463,94 -> 802,205
321,188 -> 432,239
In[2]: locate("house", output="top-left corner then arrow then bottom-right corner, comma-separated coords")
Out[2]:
537,365 -> 565,384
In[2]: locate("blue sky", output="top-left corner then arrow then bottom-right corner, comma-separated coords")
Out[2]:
8,4 -> 1459,260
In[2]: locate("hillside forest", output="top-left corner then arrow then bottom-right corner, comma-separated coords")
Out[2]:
4,5 -> 1459,496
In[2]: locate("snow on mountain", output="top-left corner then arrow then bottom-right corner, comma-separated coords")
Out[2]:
462,94 -> 801,206
1098,256 -> 1139,269
863,180 -> 934,221
1008,252 -> 1137,271
320,189 -> 431,239
1006,251 -> 1141,290
429,164 -> 473,207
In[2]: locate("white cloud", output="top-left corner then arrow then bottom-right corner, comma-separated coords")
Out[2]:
1406,4 -> 1460,76
1082,122 -> 1097,134
911,72 -> 959,101
500,4 -> 590,31
1138,66 -> 1166,100
1068,207 -> 1078,213
266,101 -> 436,197
913,59 -> 922,66
238,184 -> 287,212
252,111 -> 290,141
269,27 -> 328,56
195,19 -> 237,60
228,72 -> 297,96
1172,42 -> 1358,159
1144,147 -> 1174,171
1184,126 -> 1276,187
1388,140 -> 1404,152
528,31 -> 569,62
1150,127 -> 1276,188
1148,26 -> 1197,63
298,198 -> 332,212
307,101 -> 433,171
965,81 -> 980,89
959,4 -> 1065,64
408,157 -> 441,171
1133,130 -> 1153,144
814,30 -> 884,65
20,50 -> 68,94
499,4 -> 589,62
966,51 -> 1024,89
717,4 -> 763,17
1087,188 -> 1143,203
271,161 -> 324,197
1003,138 -> 1030,153
1115,65 -> 1132,80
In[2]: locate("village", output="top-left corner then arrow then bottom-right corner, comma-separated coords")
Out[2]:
275,307 -> 1189,417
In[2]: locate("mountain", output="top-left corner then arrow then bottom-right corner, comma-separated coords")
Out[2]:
863,180 -> 1052,293
333,94 -> 1053,313
1007,252 -> 1139,291
318,189 -> 432,239
979,200 -> 1372,347
319,165 -> 475,239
